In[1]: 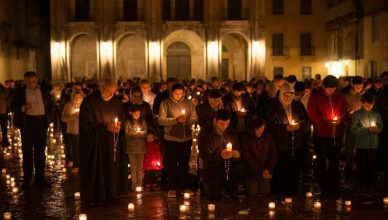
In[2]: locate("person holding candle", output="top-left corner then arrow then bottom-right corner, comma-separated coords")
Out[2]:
61,90 -> 84,172
158,83 -> 197,198
307,75 -> 349,194
222,82 -> 255,132
11,71 -> 54,188
269,83 -> 308,195
125,105 -> 148,191
143,129 -> 163,191
123,86 -> 153,128
351,92 -> 382,193
198,109 -> 242,200
79,78 -> 128,204
240,117 -> 277,196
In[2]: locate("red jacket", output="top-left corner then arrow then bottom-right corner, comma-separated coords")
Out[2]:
143,141 -> 163,171
307,87 -> 349,138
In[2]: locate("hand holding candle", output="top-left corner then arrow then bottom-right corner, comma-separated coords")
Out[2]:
330,115 -> 340,125
369,121 -> 377,132
176,109 -> 187,123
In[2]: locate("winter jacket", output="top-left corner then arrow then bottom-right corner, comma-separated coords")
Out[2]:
268,99 -> 308,153
240,131 -> 277,178
196,101 -> 224,127
223,93 -> 255,131
125,118 -> 147,154
143,141 -> 163,171
307,87 -> 349,138
350,108 -> 383,149
198,124 -> 240,169
344,89 -> 363,114
158,94 -> 197,142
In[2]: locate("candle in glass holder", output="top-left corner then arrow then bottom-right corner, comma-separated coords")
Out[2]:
285,197 -> 293,204
268,202 -> 276,209
312,155 -> 317,160
226,143 -> 233,152
10,182 -> 15,187
183,193 -> 190,200
3,212 -> 11,220
128,203 -> 135,212
181,109 -> 186,116
135,187 -> 142,193
179,204 -> 187,213
6,174 -> 10,179
188,96 -> 192,100
208,204 -> 215,213
383,197 -> 388,205
12,187 -> 18,194
371,121 -> 376,127
74,192 -> 81,200
306,192 -> 313,198
344,200 -> 351,207
1,168 -> 6,174
313,201 -> 321,210
10,177 -> 15,182
79,213 -> 87,220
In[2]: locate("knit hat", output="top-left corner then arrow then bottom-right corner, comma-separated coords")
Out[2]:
280,83 -> 295,94
323,75 -> 338,88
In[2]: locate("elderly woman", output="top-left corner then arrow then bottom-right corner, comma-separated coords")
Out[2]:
240,117 -> 277,196
269,83 -> 308,195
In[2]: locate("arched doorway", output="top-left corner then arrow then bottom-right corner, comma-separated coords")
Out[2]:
116,34 -> 146,80
70,34 -> 97,80
166,42 -> 191,80
221,33 -> 248,80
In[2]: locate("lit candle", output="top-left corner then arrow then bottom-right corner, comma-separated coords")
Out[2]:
10,182 -> 15,187
6,180 -> 10,185
3,212 -> 11,220
128,203 -> 135,212
383,197 -> 388,205
10,177 -> 15,182
6,174 -> 10,179
114,117 -> 119,126
74,108 -> 80,113
1,168 -> 6,174
226,142 -> 233,152
312,155 -> 317,160
196,91 -> 200,96
156,161 -> 161,167
12,187 -> 18,194
306,192 -> 313,198
188,95 -> 192,100
268,202 -> 276,209
240,108 -> 246,113
135,187 -> 142,193
285,197 -> 293,204
333,116 -> 338,121
62,168 -> 67,172
313,201 -> 321,210
56,94 -> 60,99
79,213 -> 87,220
136,127 -> 141,133
208,204 -> 215,213
181,109 -> 186,116
74,192 -> 80,200
344,200 -> 351,207
184,201 -> 190,206
371,121 -> 376,127
183,193 -> 190,200
179,204 -> 187,213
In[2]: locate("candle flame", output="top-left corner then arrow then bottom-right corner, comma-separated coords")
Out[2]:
371,121 -> 376,127
181,109 -> 186,115
226,142 -> 233,151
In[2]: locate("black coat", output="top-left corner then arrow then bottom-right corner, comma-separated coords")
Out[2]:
222,93 -> 255,130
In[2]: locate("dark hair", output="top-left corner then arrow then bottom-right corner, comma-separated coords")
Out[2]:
171,83 -> 185,92
166,77 -> 178,84
232,82 -> 244,91
360,92 -> 375,104
129,104 -> 142,113
287,75 -> 297,84
380,71 -> 388,79
352,76 -> 363,85
210,76 -> 219,82
294,81 -> 306,92
214,109 -> 231,121
274,74 -> 284,81
24,71 -> 37,78
248,117 -> 266,130
208,89 -> 222,98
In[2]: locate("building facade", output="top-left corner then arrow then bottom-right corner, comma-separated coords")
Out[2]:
49,0 -> 329,83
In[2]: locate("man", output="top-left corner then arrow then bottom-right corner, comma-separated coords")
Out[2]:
196,89 -> 224,127
79,78 -> 127,204
158,83 -> 197,198
0,83 -> 10,147
345,76 -> 364,114
11,71 -> 53,187
198,109 -> 241,200
307,75 -> 349,194
222,82 -> 255,132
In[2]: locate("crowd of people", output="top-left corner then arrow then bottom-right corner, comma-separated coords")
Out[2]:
0,70 -> 387,205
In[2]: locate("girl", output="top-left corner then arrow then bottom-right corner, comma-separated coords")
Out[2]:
143,129 -> 163,191
125,105 -> 147,191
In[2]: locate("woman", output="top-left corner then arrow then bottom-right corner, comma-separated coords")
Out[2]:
240,117 -> 277,196
269,83 -> 307,195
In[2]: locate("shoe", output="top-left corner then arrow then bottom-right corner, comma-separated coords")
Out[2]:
167,190 -> 176,198
34,178 -> 52,187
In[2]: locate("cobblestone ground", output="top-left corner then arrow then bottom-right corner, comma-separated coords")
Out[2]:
1,128 -> 388,219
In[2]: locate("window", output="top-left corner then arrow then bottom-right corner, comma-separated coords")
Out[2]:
163,0 -> 171,20
372,15 -> 379,43
272,33 -> 284,56
176,0 -> 190,20
273,67 -> 284,76
300,33 -> 313,56
301,0 -> 312,14
194,0 -> 204,20
228,0 -> 242,20
75,0 -> 90,21
272,0 -> 283,14
123,0 -> 137,21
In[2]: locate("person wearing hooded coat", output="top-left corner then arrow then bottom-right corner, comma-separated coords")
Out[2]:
268,83 -> 308,195
122,86 -> 153,128
158,83 -> 197,197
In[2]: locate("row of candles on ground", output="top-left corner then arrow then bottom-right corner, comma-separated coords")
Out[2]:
1,169 -> 20,195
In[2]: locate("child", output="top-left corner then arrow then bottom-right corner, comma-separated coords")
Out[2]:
350,92 -> 383,193
143,129 -> 163,191
125,105 -> 147,191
